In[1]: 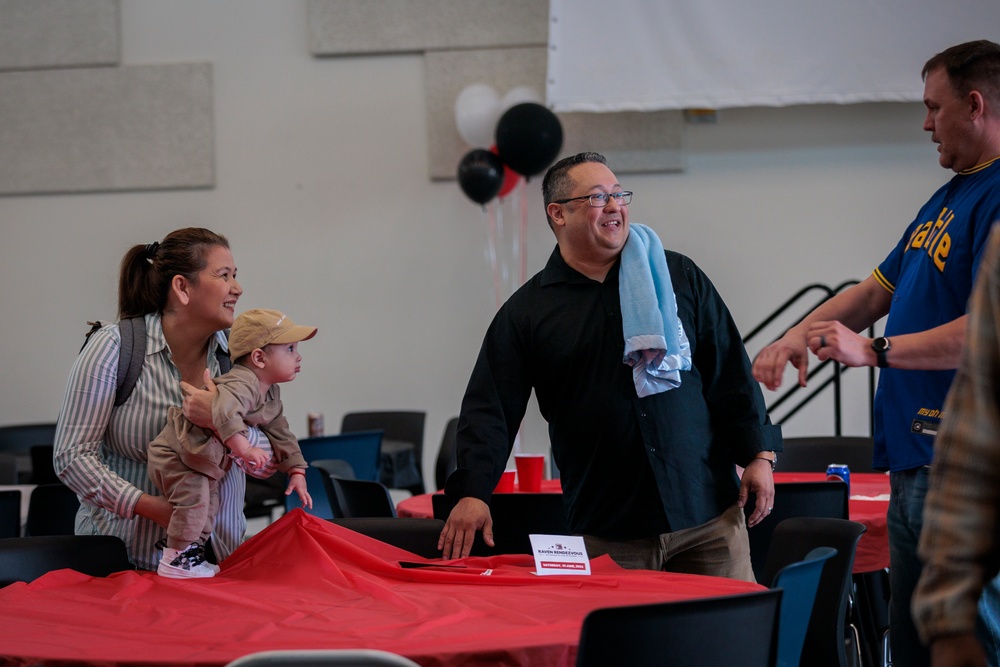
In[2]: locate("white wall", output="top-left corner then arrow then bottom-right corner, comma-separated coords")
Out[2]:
0,1 -> 948,482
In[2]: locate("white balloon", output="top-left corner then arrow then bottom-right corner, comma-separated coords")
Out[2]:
500,86 -> 543,113
455,83 -> 501,147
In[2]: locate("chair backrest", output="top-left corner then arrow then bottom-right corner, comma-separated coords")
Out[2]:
286,431 -> 384,519
25,483 -> 80,536
0,534 -> 133,587
777,436 -> 878,473
432,492 -> 568,555
29,445 -> 60,485
576,588 -> 782,667
0,422 -> 57,484
761,517 -> 866,667
328,517 -> 445,559
746,481 -> 848,583
313,458 -> 357,480
771,546 -> 837,667
226,649 -> 421,667
341,411 -> 426,493
434,416 -> 459,491
329,477 -> 397,518
301,431 -> 383,481
294,460 -> 345,519
0,489 -> 21,538
244,474 -> 287,520
0,422 -> 58,454
0,452 -> 20,484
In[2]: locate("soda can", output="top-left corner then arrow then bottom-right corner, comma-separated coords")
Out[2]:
826,463 -> 850,492
307,412 -> 324,438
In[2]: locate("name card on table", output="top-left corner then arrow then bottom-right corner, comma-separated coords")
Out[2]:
529,534 -> 591,576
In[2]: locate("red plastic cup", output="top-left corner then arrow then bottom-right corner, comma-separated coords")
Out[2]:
494,469 -> 515,493
515,454 -> 545,492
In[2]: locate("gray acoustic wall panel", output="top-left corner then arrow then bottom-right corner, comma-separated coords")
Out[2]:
0,0 -> 120,71
0,63 -> 214,196
307,0 -> 548,55
560,110 -> 683,175
425,47 -> 682,180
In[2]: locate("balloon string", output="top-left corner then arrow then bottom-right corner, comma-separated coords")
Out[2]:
507,192 -> 518,297
519,179 -> 528,284
488,202 -> 502,310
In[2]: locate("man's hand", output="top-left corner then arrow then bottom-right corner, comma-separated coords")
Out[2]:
806,321 -> 873,368
752,328 -> 810,391
738,458 -> 776,528
181,369 -> 217,429
285,473 -> 313,510
930,632 -> 987,667
438,497 -> 493,560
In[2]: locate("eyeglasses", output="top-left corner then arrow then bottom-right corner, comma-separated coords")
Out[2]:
552,191 -> 633,207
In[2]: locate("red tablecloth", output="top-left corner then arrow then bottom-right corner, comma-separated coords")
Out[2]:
402,473 -> 890,573
398,479 -> 563,519
774,472 -> 890,573
0,509 -> 763,667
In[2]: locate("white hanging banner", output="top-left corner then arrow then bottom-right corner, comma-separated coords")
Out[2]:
547,0 -> 1000,112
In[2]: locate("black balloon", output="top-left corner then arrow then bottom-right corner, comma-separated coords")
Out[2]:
495,103 -> 563,178
457,148 -> 504,205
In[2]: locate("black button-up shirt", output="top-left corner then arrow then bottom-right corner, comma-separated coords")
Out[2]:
447,245 -> 780,539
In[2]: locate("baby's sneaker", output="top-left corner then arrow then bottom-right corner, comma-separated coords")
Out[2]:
156,541 -> 217,579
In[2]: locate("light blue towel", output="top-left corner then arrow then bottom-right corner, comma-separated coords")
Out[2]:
620,223 -> 692,397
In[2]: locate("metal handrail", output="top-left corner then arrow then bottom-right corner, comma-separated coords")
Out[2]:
744,280 -> 874,436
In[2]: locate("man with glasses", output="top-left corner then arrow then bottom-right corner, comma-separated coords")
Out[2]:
439,152 -> 780,581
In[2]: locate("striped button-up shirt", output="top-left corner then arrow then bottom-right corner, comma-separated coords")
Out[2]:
54,312 -> 272,571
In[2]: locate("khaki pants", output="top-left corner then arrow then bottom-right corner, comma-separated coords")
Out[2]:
583,503 -> 755,582
148,442 -> 221,547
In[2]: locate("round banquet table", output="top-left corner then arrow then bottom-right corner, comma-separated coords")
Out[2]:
0,510 -> 765,667
400,473 -> 890,573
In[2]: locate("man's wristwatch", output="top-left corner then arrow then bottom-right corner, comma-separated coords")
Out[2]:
871,337 -> 892,368
754,451 -> 777,472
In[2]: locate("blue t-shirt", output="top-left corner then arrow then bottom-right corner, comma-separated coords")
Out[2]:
872,158 -> 1000,471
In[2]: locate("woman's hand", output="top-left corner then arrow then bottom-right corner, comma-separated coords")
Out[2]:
135,493 -> 173,529
181,369 -> 217,429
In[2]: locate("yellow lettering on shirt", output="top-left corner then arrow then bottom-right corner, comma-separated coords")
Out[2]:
907,208 -> 952,272
908,222 -> 933,250
933,233 -> 950,272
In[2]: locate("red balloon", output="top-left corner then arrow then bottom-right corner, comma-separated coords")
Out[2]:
491,145 -> 521,198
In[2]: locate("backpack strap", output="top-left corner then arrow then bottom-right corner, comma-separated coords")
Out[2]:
115,316 -> 147,407
84,317 -> 228,407
215,329 -> 232,374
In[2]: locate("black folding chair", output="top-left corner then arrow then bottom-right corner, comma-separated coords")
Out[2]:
0,535 -> 133,587
0,489 -> 21,538
341,411 -> 426,494
746,480 -> 849,583
761,517 -> 867,667
576,589 -> 782,667
328,517 -> 445,558
328,477 -> 397,518
25,483 -> 80,536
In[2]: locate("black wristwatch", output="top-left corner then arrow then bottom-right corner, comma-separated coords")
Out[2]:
871,337 -> 891,368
